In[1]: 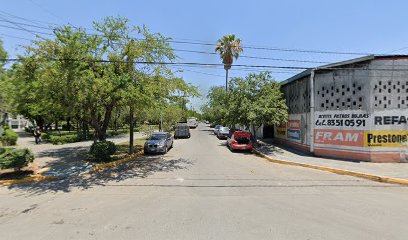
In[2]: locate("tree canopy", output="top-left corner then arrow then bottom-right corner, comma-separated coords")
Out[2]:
202,72 -> 288,137
4,16 -> 198,142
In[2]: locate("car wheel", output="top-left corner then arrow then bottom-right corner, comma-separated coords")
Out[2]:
188,134 -> 190,138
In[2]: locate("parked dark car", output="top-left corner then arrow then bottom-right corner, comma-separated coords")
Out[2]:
217,127 -> 230,139
209,123 -> 217,128
227,131 -> 253,152
144,132 -> 173,154
174,123 -> 190,139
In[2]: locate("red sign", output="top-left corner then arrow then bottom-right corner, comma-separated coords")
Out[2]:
288,120 -> 300,130
314,129 -> 364,147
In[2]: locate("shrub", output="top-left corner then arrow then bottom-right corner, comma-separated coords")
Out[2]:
41,132 -> 50,141
0,129 -> 18,146
48,135 -> 81,145
89,141 -> 117,162
0,148 -> 34,171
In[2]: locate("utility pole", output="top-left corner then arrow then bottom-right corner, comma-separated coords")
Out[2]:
309,69 -> 316,154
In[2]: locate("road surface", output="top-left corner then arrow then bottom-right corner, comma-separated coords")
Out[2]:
1,123 -> 408,240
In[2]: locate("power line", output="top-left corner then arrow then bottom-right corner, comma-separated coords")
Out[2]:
0,33 -> 32,41
0,10 -> 57,27
0,23 -> 53,36
2,58 -> 408,72
173,49 -> 330,64
28,0 -> 63,21
0,22 -> 334,64
0,11 -> 377,56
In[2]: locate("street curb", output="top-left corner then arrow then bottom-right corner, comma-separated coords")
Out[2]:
253,149 -> 408,186
81,150 -> 144,175
0,175 -> 57,186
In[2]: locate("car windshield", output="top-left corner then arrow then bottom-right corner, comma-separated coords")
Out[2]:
150,134 -> 166,140
220,127 -> 229,131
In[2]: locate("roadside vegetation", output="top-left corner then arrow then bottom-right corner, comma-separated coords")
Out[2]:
0,16 -> 201,174
0,125 -> 18,146
201,71 -> 288,139
1,16 -> 198,143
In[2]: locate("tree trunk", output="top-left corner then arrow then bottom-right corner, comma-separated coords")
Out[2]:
129,105 -> 134,153
225,69 -> 229,92
99,103 -> 115,141
35,117 -> 44,130
66,117 -> 71,131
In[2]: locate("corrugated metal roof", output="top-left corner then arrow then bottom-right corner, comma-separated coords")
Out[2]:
281,54 -> 408,86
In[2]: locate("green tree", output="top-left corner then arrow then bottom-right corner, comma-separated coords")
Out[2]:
0,38 -> 9,115
215,34 -> 243,91
202,86 -> 229,125
227,72 -> 288,139
7,16 -> 198,149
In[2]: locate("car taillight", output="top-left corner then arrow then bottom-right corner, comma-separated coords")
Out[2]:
231,140 -> 237,144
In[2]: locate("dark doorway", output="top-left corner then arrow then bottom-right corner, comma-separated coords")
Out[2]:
263,125 -> 274,138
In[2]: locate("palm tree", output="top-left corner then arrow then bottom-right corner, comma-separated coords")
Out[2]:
215,34 -> 243,91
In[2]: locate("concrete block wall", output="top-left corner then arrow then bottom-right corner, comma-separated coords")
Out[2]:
274,57 -> 408,162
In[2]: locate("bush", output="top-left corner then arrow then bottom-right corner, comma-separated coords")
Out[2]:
107,129 -> 129,137
48,135 -> 81,145
0,129 -> 18,146
0,148 -> 34,171
41,132 -> 50,141
89,141 -> 117,162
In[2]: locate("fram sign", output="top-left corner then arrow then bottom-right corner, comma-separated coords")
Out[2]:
314,129 -> 364,147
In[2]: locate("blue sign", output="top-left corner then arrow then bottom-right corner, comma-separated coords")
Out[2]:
287,129 -> 301,140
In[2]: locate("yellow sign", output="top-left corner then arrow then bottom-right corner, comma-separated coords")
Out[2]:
276,127 -> 286,137
364,130 -> 408,148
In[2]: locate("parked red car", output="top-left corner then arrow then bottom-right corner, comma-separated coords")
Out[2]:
227,131 -> 253,152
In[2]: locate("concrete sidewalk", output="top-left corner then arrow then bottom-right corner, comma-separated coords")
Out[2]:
255,139 -> 408,181
15,130 -> 147,178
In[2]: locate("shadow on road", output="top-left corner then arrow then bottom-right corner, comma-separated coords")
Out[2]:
6,156 -> 193,195
199,129 -> 213,132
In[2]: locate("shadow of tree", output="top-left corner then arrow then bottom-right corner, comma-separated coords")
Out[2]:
6,155 -> 193,195
34,146 -> 92,177
255,141 -> 286,156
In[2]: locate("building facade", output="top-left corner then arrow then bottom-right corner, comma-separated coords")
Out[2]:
273,55 -> 408,163
0,112 -> 32,130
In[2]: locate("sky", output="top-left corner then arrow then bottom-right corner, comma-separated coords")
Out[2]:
2,0 -> 408,110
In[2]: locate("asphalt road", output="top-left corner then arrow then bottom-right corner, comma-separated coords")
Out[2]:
1,123 -> 408,240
